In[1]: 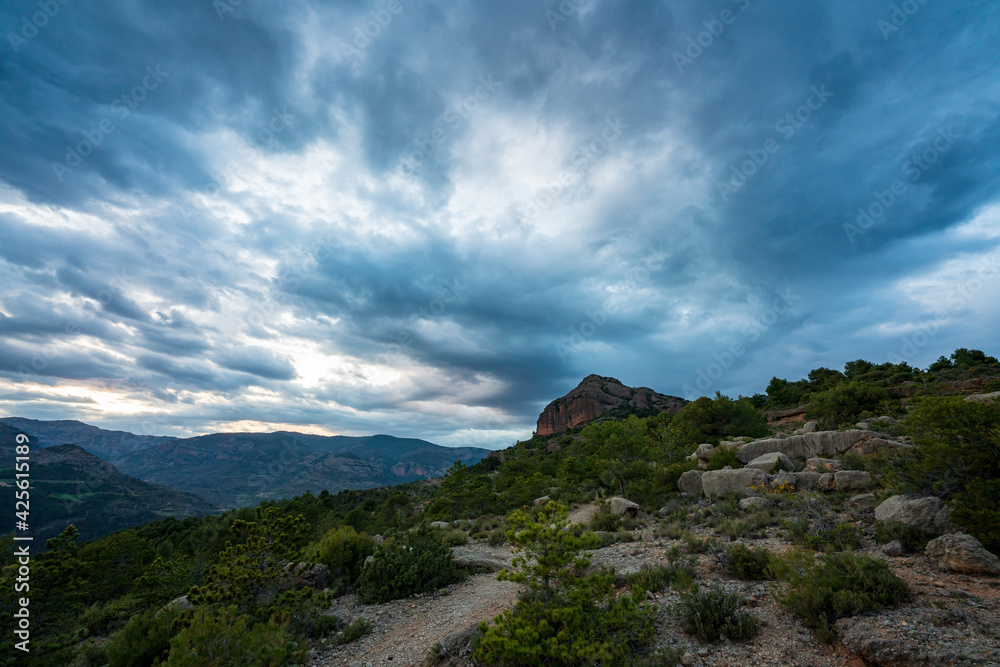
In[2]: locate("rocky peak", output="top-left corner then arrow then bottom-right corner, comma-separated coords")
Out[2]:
535,375 -> 687,437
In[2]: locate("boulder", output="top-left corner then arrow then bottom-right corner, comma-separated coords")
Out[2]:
737,429 -> 882,464
692,443 -> 715,460
769,470 -> 796,490
429,521 -> 450,529
546,442 -> 561,453
161,595 -> 194,615
739,496 -> 774,510
287,562 -> 330,590
452,546 -> 506,572
745,451 -> 793,473
793,471 -> 821,491
609,497 -> 640,516
816,473 -> 836,492
846,437 -> 912,457
678,470 -> 704,495
805,457 -> 841,473
964,391 -> 1000,405
834,470 -> 872,492
925,533 -> 1000,575
533,495 -> 551,506
883,540 -> 904,557
793,420 -> 819,435
435,622 -> 482,659
847,493 -> 877,508
701,468 -> 766,497
874,495 -> 952,533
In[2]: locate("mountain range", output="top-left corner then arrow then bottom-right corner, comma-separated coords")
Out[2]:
0,423 -> 217,544
0,418 -> 491,508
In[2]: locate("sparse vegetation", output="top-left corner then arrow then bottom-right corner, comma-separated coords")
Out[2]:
770,549 -> 909,643
676,584 -> 760,643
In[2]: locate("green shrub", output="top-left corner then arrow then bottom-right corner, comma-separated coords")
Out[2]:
806,381 -> 896,430
334,618 -> 373,645
724,544 -> 774,580
786,516 -> 861,552
105,606 -> 182,667
304,525 -> 375,595
874,521 -> 935,553
675,584 -> 759,643
666,395 -> 770,447
589,502 -> 625,532
474,503 -> 656,665
166,605 -> 301,666
770,549 -> 909,643
622,554 -> 695,599
889,399 -> 1000,553
705,447 -> 742,471
357,528 -> 460,604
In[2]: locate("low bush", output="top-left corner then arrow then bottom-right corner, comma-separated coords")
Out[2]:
675,584 -> 759,643
770,549 -> 909,643
165,605 -> 301,666
786,516 -> 861,552
874,521 -> 935,553
357,528 -> 460,604
304,525 -> 375,595
724,543 -> 775,580
105,606 -> 182,667
705,447 -> 742,471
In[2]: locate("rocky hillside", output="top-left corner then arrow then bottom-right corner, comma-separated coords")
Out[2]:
536,374 -> 687,436
0,424 -> 217,544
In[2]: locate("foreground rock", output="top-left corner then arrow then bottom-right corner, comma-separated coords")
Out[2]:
701,468 -> 765,497
745,451 -> 793,472
609,496 -> 640,516
925,533 -> 1000,575
677,470 -> 703,495
875,495 -> 952,533
535,374 -> 686,436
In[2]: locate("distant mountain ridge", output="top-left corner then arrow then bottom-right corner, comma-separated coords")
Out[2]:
0,423 -> 217,544
0,417 -> 176,461
3,418 -> 491,508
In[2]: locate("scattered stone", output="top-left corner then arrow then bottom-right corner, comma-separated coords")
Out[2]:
883,540 -> 904,557
925,533 -> 1000,575
834,470 -> 872,492
739,496 -> 774,510
875,495 -> 952,533
701,468 -> 766,497
680,652 -> 695,666
609,497 -> 640,516
678,470 -> 704,495
847,493 -> 877,507
805,457 -> 841,473
746,451 -> 794,472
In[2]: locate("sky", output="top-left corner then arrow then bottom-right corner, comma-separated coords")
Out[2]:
1,0 -> 999,450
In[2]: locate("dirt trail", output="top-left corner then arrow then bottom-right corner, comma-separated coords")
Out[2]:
308,544 -> 519,667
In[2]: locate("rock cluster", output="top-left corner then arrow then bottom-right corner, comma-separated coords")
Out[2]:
535,374 -> 686,436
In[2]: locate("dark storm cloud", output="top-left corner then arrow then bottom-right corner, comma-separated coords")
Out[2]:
1,0 -> 999,445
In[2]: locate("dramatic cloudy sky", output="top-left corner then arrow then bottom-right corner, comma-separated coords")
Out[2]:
1,0 -> 998,448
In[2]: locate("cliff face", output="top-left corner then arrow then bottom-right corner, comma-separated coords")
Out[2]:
536,374 -> 687,436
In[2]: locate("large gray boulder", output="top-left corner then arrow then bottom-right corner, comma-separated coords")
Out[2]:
925,533 -> 1000,575
874,495 -> 952,533
701,468 -> 766,497
793,471 -> 821,491
677,470 -> 704,495
737,429 -> 884,463
745,451 -> 793,472
834,470 -> 872,492
609,497 -> 640,516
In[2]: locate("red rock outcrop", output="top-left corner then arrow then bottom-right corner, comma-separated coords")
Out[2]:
535,375 -> 687,436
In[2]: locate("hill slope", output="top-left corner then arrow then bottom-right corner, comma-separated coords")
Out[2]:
0,424 -> 217,544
